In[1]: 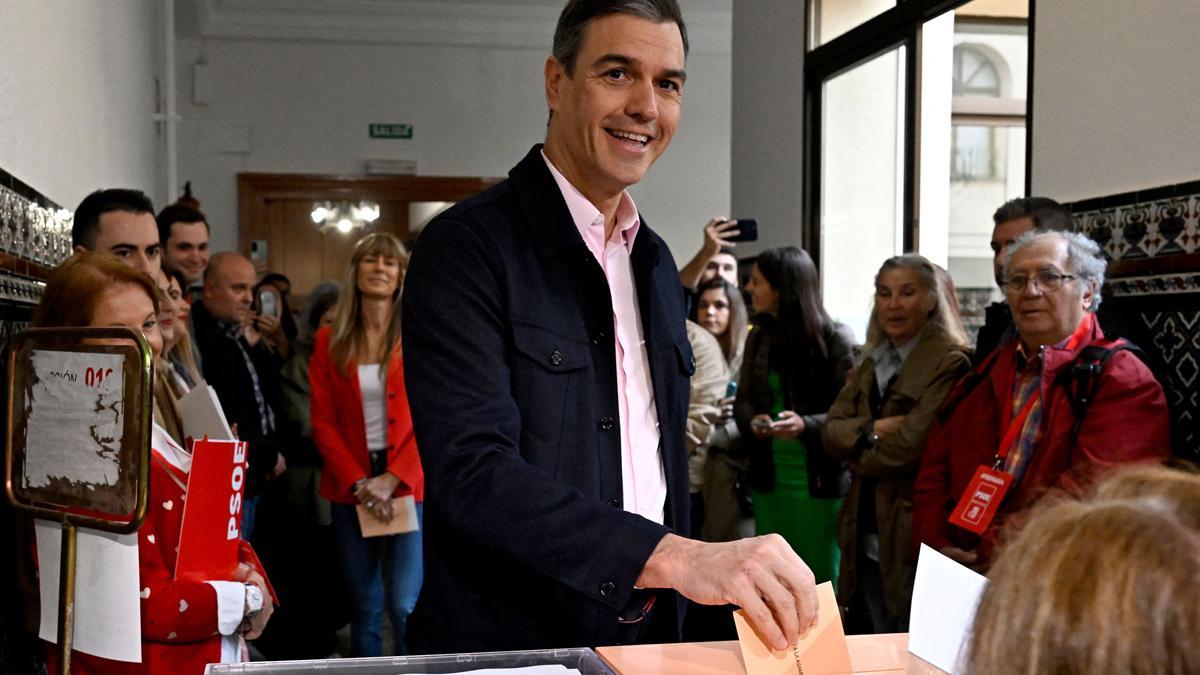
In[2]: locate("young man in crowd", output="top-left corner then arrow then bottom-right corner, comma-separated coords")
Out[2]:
157,203 -> 211,290
679,217 -> 742,291
71,188 -> 161,276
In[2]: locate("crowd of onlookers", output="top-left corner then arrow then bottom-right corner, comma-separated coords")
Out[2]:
2,186 -> 1196,672
673,197 -> 1182,648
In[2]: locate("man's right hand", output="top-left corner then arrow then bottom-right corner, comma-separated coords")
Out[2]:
702,217 -> 740,255
636,533 -> 818,651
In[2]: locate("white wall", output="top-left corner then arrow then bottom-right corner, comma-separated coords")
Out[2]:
175,8 -> 731,264
729,0 -> 807,256
1031,0 -> 1200,199
0,1 -> 162,209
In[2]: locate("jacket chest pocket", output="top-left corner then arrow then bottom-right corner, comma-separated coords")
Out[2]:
510,323 -> 590,474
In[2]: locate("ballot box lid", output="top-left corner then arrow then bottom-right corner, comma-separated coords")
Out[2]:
203,647 -> 616,674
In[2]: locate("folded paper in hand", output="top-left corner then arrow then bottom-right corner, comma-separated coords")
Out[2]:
356,494 -> 419,537
734,581 -> 852,675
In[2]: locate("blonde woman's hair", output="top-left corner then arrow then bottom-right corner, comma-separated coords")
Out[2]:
328,233 -> 408,374
864,253 -> 968,350
965,466 -> 1200,675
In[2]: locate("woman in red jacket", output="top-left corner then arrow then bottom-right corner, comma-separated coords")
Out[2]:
309,233 -> 423,657
35,251 -> 273,673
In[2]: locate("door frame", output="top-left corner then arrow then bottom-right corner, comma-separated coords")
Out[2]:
236,172 -> 500,255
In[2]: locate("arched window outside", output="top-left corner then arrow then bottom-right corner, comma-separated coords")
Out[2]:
953,44 -> 1003,97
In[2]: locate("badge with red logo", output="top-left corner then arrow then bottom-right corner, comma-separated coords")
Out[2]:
948,466 -> 1013,534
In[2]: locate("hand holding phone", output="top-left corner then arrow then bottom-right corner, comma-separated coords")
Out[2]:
256,287 -> 281,319
728,218 -> 758,243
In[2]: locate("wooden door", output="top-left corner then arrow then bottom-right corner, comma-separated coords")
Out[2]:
238,173 -> 498,300
256,198 -> 412,296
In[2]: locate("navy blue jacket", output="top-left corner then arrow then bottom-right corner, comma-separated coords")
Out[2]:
401,145 -> 694,652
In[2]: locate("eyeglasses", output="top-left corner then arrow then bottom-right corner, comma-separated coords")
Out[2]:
1004,271 -> 1077,293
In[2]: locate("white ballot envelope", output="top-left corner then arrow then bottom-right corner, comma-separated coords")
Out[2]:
907,544 -> 988,673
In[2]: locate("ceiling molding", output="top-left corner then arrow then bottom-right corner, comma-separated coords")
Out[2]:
193,0 -> 731,53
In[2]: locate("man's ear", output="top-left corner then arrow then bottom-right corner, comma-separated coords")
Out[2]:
1081,280 -> 1097,311
545,56 -> 565,114
73,244 -> 87,255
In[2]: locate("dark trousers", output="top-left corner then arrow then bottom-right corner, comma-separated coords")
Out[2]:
845,551 -> 905,635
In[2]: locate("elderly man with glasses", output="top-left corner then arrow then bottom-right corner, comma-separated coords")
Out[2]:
913,229 -> 1169,570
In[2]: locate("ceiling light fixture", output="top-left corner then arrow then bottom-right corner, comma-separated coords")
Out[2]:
310,200 -> 381,234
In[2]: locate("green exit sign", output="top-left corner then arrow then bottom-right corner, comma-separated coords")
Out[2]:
370,123 -> 413,139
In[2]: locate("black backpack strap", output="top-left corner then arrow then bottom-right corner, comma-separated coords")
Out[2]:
936,345 -> 1003,422
1058,339 -> 1143,442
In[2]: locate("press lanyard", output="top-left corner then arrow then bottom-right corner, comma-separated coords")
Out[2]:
992,313 -> 1094,470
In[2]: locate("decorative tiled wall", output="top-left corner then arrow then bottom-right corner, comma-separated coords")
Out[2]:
1068,180 -> 1200,462
1070,180 -> 1200,263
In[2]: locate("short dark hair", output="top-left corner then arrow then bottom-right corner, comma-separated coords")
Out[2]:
156,204 -> 209,246
552,0 -> 688,76
72,189 -> 155,250
992,196 -> 1072,232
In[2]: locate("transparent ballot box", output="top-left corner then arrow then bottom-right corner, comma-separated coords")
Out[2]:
204,648 -> 616,675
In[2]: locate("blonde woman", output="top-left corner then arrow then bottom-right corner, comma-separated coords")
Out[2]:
966,466 -> 1200,674
309,233 -> 423,656
821,254 -> 970,632
164,268 -> 201,394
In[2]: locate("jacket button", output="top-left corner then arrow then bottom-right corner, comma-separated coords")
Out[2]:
599,416 -> 614,431
608,498 -> 620,507
388,391 -> 396,399
689,356 -> 696,370
599,581 -> 615,598
388,417 -> 396,425
549,350 -> 563,366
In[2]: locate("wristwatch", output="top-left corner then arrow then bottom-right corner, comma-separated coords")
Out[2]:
862,421 -> 880,448
244,583 -> 264,619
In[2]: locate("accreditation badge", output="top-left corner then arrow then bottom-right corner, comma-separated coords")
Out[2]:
948,465 -> 1013,535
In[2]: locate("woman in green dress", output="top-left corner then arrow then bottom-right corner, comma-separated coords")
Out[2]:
734,246 -> 856,588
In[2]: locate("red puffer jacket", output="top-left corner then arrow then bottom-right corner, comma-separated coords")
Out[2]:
913,317 -> 1169,567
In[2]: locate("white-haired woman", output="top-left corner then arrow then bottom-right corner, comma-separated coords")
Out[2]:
821,253 -> 970,633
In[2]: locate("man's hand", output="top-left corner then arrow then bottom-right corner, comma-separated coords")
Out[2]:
233,564 -> 274,639
268,452 -> 286,480
637,534 -> 818,651
873,415 -> 907,439
701,217 -> 740,255
769,411 -> 805,439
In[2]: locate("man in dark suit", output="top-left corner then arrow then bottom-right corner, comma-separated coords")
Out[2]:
401,0 -> 816,655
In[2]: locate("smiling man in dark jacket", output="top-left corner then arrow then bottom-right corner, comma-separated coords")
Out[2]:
401,0 -> 817,655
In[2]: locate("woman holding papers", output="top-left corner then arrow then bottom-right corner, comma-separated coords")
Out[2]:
34,251 -> 274,673
309,233 -> 424,657
821,254 -> 969,633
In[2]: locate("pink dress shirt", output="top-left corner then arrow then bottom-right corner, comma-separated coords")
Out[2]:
542,152 -> 667,524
